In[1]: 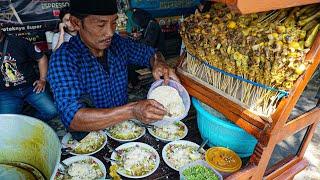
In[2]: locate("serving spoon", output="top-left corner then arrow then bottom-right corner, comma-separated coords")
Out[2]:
197,139 -> 209,152
103,154 -> 121,164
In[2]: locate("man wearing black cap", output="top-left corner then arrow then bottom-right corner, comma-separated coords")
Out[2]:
48,0 -> 179,131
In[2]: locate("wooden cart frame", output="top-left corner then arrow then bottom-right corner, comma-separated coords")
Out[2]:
176,19 -> 320,180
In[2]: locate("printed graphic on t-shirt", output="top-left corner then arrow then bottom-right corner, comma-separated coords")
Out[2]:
0,55 -> 25,87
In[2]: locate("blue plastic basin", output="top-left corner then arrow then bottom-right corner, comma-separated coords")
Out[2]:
192,98 -> 257,158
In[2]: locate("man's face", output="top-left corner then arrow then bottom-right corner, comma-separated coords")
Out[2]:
72,14 -> 118,52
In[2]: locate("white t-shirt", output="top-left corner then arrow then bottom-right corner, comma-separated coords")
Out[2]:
51,32 -> 73,51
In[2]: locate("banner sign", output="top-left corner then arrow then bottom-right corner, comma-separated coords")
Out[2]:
130,0 -> 200,17
0,0 -> 70,51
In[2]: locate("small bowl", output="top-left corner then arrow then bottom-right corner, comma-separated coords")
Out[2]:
147,80 -> 190,126
205,147 -> 242,176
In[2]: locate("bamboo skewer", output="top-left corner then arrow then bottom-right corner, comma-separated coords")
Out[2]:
180,4 -> 319,119
184,49 -> 294,118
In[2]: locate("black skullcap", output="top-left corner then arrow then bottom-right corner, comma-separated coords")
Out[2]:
70,0 -> 118,15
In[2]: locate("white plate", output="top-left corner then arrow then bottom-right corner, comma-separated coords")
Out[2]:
61,131 -> 107,156
147,121 -> 188,142
162,140 -> 205,171
60,155 -> 106,179
110,142 -> 160,179
104,121 -> 146,143
105,129 -> 146,143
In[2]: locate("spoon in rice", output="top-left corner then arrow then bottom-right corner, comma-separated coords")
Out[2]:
197,139 -> 209,152
132,120 -> 156,130
103,154 -> 121,164
61,147 -> 74,155
106,143 -> 121,154
58,161 -> 69,175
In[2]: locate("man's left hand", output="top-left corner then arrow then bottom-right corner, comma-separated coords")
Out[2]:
33,79 -> 46,94
152,52 -> 180,85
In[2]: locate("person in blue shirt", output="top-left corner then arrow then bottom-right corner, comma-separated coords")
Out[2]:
48,0 -> 180,131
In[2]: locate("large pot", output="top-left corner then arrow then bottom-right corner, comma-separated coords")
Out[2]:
0,114 -> 61,179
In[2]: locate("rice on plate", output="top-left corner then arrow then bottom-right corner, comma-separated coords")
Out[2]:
55,156 -> 106,180
148,121 -> 188,141
105,120 -> 145,142
162,140 -> 206,171
110,142 -> 160,179
62,131 -> 107,155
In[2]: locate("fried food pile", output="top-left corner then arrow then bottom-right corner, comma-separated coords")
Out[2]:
180,3 -> 320,90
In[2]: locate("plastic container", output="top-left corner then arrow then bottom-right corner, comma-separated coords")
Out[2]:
179,160 -> 223,180
147,79 -> 191,126
205,147 -> 242,176
192,98 -> 257,158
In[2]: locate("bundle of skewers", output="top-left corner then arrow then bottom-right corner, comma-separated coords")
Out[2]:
179,3 -> 320,119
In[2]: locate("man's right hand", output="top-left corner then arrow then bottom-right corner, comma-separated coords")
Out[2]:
132,99 -> 166,124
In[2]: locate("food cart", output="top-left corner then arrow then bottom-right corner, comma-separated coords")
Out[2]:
177,0 -> 320,179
